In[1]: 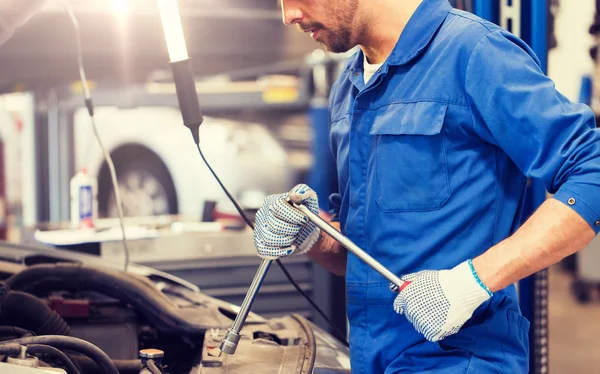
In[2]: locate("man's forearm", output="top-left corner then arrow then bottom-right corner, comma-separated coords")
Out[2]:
473,198 -> 596,292
307,222 -> 347,276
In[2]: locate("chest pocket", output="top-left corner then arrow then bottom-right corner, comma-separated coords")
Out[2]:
370,101 -> 451,212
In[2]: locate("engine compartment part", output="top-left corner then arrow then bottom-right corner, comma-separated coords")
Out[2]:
60,295 -> 139,360
0,336 -> 118,374
143,359 -> 164,374
0,361 -> 67,373
6,345 -> 39,368
25,344 -> 79,374
0,344 -> 71,373
5,263 -> 233,334
197,315 -> 315,373
139,349 -> 166,374
0,250 -> 350,374
68,356 -> 142,374
0,288 -> 70,337
0,326 -> 31,338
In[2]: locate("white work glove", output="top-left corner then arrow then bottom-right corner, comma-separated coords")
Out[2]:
393,260 -> 492,342
253,184 -> 320,259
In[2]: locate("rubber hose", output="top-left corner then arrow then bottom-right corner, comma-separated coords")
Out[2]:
0,325 -> 32,338
27,344 -> 81,374
0,291 -> 70,336
70,354 -> 143,374
0,343 -> 22,356
146,359 -> 163,374
5,264 -> 206,336
0,335 -> 118,374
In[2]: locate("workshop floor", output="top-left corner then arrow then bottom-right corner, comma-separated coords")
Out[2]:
549,265 -> 600,373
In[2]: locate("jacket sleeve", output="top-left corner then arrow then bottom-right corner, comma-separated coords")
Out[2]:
465,30 -> 600,234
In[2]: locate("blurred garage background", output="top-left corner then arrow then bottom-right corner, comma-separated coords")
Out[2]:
0,1 -> 599,373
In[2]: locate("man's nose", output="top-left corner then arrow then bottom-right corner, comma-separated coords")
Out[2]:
280,0 -> 302,25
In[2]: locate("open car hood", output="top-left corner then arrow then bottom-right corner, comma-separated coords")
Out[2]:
0,241 -> 351,373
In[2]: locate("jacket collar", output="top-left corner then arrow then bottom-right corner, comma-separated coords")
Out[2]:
346,0 -> 452,71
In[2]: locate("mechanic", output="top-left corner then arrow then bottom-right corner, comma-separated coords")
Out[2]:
253,0 -> 600,372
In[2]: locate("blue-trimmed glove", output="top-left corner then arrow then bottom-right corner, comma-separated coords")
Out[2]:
393,260 -> 492,342
253,184 -> 320,259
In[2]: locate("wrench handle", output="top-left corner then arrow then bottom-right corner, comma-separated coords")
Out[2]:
220,258 -> 272,354
291,202 -> 407,292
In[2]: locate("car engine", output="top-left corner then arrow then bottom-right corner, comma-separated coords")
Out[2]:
0,262 -> 214,373
0,258 -> 345,374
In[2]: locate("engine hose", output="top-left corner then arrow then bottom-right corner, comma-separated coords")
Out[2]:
27,344 -> 81,374
0,342 -> 81,374
5,264 -> 208,335
0,335 -> 118,374
0,325 -> 32,338
0,342 -> 23,356
146,359 -> 164,374
70,355 -> 143,374
0,289 -> 70,336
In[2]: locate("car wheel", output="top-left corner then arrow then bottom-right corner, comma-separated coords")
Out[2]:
97,146 -> 178,218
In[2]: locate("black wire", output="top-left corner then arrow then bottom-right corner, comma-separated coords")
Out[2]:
195,143 -> 255,230
64,4 -> 131,272
27,344 -> 81,374
195,142 -> 349,347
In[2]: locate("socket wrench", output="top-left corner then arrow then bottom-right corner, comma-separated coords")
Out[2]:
219,201 -> 409,355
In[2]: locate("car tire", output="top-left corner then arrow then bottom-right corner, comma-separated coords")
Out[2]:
97,145 -> 178,218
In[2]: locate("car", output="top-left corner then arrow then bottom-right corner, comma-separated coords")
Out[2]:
73,103 -> 298,218
0,241 -> 351,373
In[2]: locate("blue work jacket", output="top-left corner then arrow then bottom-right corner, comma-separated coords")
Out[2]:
328,0 -> 600,372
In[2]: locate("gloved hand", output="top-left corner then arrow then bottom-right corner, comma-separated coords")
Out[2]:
253,184 -> 321,259
393,260 -> 492,342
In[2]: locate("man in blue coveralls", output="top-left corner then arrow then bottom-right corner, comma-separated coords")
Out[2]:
253,0 -> 600,372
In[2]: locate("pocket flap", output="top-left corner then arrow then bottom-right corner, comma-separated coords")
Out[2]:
369,101 -> 448,136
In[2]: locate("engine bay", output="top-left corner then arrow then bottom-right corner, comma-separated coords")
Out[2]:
0,257 -> 333,374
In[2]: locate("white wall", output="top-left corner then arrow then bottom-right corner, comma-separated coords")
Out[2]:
0,92 -> 36,226
548,0 -> 596,102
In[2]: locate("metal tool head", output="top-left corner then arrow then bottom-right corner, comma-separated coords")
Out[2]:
219,329 -> 241,355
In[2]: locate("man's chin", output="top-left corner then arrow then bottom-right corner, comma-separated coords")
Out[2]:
307,29 -> 352,53
322,43 -> 352,54
317,37 -> 351,53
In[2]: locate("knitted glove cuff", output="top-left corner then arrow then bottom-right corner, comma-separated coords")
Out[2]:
440,260 -> 492,310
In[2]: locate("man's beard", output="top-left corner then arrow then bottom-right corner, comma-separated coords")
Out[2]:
321,27 -> 353,53
323,0 -> 359,53
298,22 -> 354,53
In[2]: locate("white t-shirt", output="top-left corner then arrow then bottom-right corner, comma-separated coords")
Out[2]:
364,54 -> 384,84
